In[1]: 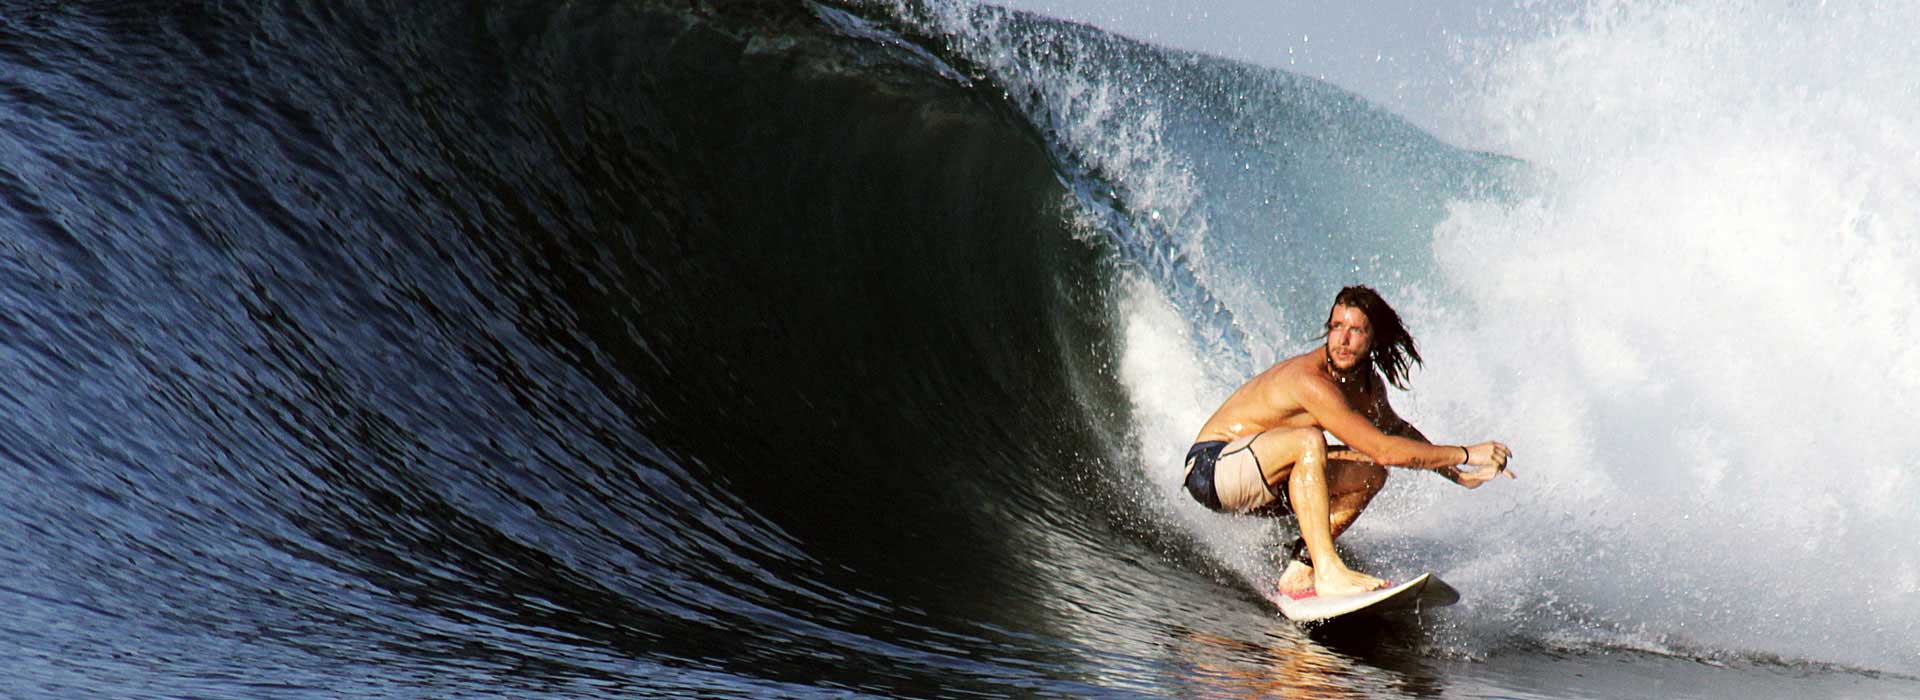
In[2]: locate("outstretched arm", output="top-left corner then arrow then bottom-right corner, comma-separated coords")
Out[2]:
1295,378 -> 1471,469
1372,393 -> 1474,479
1314,381 -> 1516,485
1376,407 -> 1473,484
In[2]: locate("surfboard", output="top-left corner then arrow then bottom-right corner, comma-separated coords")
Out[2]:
1269,572 -> 1459,623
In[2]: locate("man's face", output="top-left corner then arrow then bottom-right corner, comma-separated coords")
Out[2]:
1325,304 -> 1374,372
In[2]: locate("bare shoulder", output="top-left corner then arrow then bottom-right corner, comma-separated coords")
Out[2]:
1263,351 -> 1332,401
1289,370 -> 1344,408
1267,349 -> 1321,379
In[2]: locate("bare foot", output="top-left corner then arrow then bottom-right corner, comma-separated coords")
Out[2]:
1313,565 -> 1387,597
1277,560 -> 1314,597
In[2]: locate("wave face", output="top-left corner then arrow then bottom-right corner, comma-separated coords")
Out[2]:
1,0 -> 1916,698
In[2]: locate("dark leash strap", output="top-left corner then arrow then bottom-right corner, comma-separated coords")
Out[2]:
1285,537 -> 1312,567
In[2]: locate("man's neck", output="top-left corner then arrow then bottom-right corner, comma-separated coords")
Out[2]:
1323,347 -> 1366,387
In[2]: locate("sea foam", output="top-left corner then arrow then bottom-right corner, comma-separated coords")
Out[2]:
1400,0 -> 1920,670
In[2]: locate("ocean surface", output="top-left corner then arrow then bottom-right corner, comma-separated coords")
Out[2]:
3,1 -> 1917,697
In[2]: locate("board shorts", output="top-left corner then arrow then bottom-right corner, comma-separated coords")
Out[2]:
1183,436 -> 1292,516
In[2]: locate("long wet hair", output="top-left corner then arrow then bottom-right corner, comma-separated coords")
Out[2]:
1325,285 -> 1422,390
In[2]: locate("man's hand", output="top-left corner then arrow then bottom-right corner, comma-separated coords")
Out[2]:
1456,441 -> 1516,489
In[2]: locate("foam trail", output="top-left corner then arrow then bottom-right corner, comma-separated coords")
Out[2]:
1400,0 -> 1920,670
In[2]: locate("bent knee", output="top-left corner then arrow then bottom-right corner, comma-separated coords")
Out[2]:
1361,461 -> 1389,489
1331,460 -> 1388,492
1291,428 -> 1328,455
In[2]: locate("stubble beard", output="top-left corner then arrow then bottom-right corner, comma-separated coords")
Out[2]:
1324,345 -> 1365,378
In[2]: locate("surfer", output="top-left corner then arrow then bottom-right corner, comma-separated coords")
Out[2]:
1183,286 -> 1513,598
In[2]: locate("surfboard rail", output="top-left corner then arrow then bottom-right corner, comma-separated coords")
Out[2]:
1269,572 -> 1459,623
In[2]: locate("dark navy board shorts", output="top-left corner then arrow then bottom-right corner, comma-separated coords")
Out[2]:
1183,438 -> 1292,516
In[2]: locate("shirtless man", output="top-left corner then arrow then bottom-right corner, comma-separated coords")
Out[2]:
1182,286 -> 1514,597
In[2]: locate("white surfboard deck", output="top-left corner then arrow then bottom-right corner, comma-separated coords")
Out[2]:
1268,572 -> 1459,623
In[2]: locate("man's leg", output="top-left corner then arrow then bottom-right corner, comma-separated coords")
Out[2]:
1275,457 -> 1389,592
1325,458 -> 1388,541
1247,430 -> 1388,596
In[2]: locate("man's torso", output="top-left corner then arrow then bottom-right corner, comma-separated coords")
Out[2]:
1193,349 -> 1384,444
